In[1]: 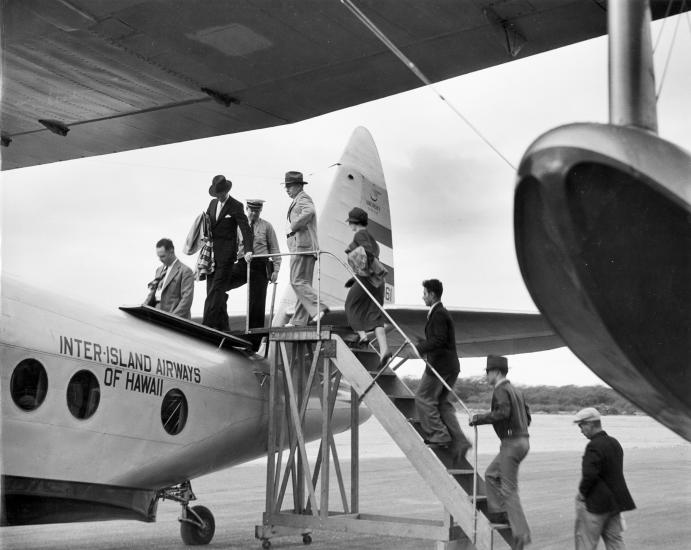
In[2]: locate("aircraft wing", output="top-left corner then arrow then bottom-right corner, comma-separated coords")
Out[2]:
2,0 -> 685,170
234,306 -> 562,358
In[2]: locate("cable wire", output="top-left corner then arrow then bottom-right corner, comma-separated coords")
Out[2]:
340,0 -> 516,171
656,0 -> 686,100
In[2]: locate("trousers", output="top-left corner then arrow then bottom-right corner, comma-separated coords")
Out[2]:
415,369 -> 470,448
289,253 -> 326,325
228,258 -> 270,329
485,436 -> 531,549
575,497 -> 626,550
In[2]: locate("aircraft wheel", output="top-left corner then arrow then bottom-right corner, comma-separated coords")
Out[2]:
180,505 -> 215,545
302,533 -> 312,545
261,539 -> 271,549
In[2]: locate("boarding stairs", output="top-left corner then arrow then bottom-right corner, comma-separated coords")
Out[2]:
254,251 -> 513,550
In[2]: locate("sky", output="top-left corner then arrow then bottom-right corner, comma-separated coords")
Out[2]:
2,14 -> 689,387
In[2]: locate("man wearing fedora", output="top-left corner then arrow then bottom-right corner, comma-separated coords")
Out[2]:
470,355 -> 531,549
228,199 -> 282,341
144,238 -> 194,318
202,174 -> 254,332
573,407 -> 635,550
281,170 -> 328,326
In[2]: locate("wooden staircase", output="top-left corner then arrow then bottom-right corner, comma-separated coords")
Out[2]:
335,336 -> 512,550
256,327 -> 512,550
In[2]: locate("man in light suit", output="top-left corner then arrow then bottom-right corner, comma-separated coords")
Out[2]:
145,238 -> 194,318
202,174 -> 254,331
415,278 -> 471,460
282,170 -> 328,326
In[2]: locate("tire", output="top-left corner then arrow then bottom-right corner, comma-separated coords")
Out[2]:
302,533 -> 312,545
180,505 -> 215,545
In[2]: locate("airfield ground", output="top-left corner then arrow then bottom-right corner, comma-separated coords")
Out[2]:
1,445 -> 688,550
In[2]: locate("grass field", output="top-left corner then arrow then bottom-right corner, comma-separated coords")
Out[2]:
2,445 -> 689,550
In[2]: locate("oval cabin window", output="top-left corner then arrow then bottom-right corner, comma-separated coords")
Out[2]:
66,370 -> 100,419
11,359 -> 48,411
161,388 -> 188,435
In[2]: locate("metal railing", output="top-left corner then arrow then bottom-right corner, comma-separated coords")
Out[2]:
246,248 -> 481,543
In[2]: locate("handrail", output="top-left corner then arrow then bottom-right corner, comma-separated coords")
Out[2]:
246,248 -> 480,542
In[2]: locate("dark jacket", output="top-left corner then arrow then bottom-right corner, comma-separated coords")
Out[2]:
474,379 -> 531,439
207,197 -> 253,265
580,431 -> 636,514
416,303 -> 460,377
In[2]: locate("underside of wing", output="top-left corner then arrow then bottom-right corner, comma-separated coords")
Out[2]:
3,0 -> 685,170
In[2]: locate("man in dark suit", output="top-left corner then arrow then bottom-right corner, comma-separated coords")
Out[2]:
574,407 -> 635,550
144,238 -> 194,318
202,175 -> 253,331
414,279 -> 471,458
470,355 -> 532,549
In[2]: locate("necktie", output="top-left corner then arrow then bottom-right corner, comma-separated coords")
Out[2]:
158,264 -> 168,289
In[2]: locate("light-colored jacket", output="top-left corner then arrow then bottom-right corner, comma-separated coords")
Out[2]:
144,259 -> 195,319
286,190 -> 318,252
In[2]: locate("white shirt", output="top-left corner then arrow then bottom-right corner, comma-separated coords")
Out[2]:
155,258 -> 177,302
216,195 -> 229,220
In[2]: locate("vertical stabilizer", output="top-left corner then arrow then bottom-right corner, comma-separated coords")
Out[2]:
274,127 -> 394,323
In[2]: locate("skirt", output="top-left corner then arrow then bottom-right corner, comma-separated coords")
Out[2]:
345,277 -> 386,331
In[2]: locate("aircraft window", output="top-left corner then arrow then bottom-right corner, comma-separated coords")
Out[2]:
66,370 -> 100,419
10,359 -> 48,411
161,389 -> 188,435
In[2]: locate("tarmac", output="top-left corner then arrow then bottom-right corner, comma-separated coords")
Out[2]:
1,445 -> 689,550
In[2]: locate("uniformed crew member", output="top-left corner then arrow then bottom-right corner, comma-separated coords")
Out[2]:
228,199 -> 282,336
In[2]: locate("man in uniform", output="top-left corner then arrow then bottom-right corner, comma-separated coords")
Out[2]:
144,238 -> 194,318
202,175 -> 253,331
228,199 -> 281,342
470,355 -> 532,549
282,170 -> 328,326
574,407 -> 635,550
414,278 -> 471,462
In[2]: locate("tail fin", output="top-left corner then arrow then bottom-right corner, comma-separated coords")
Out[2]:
274,127 -> 394,323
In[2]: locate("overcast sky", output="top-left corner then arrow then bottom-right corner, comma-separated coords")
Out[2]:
2,15 -> 689,386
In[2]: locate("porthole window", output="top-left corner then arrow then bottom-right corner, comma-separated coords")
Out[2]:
11,359 -> 48,411
161,389 -> 188,435
66,370 -> 100,419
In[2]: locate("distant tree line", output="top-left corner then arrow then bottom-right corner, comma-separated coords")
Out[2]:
401,376 -> 639,415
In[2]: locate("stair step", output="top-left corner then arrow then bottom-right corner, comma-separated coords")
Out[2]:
473,495 -> 487,502
447,469 -> 475,475
490,523 -> 511,530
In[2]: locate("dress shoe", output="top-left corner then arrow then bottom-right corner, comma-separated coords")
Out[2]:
377,351 -> 393,369
309,307 -> 330,324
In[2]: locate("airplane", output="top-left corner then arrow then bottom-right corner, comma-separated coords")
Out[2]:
1,0 -> 689,543
0,125 -> 562,544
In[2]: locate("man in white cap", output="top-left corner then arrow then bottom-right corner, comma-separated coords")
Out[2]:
469,355 -> 531,549
574,407 -> 635,550
228,199 -> 281,342
281,170 -> 329,326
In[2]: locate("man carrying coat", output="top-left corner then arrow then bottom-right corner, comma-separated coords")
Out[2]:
574,407 -> 635,550
414,279 -> 471,460
202,174 -> 253,331
282,170 -> 328,326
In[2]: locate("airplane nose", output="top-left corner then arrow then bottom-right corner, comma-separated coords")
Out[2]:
514,122 -> 691,440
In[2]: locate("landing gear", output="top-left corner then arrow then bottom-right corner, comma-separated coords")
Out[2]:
158,480 -> 216,545
261,539 -> 271,549
302,533 -> 312,545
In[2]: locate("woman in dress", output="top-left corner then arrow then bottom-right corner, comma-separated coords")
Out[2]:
344,207 -> 391,367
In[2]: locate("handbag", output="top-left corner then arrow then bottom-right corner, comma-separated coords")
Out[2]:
347,245 -> 369,277
368,256 -> 388,288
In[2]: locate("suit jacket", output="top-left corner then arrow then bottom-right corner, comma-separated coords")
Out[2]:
207,196 -> 253,264
473,379 -> 531,439
286,190 -> 318,252
416,303 -> 460,377
580,431 -> 636,514
145,259 -> 195,319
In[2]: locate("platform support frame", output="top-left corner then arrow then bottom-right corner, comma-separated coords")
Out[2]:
255,328 -> 472,549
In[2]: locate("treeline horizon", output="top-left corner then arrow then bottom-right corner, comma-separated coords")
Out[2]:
401,375 -> 639,415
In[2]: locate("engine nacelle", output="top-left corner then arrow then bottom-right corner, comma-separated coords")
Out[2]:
514,122 -> 690,440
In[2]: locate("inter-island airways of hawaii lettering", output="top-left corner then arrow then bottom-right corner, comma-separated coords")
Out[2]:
59,335 -> 202,393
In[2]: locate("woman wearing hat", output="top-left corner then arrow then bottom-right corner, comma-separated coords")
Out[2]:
344,207 -> 391,367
